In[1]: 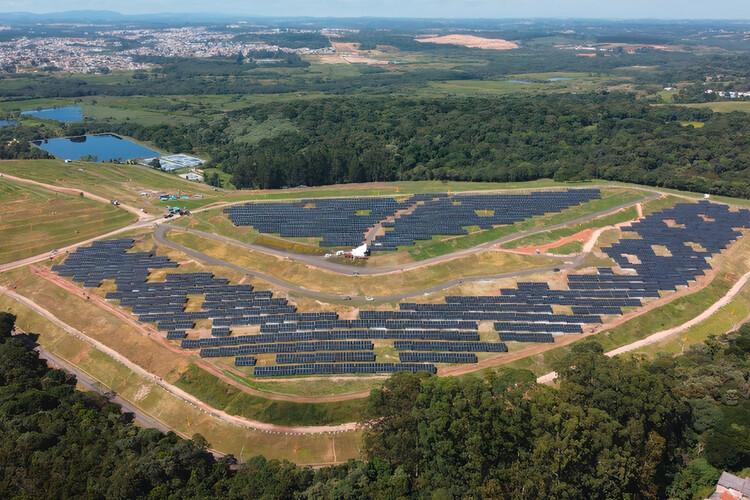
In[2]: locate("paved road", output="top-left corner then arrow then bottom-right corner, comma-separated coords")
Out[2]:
156,224 -> 571,304
34,340 -> 173,433
172,193 -> 657,277
14,331 -> 229,459
155,194 -> 653,303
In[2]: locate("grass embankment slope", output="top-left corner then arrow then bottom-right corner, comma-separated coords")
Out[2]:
0,293 -> 360,464
0,179 -> 135,264
0,265 -> 366,428
0,159 -> 217,212
165,229 -> 557,297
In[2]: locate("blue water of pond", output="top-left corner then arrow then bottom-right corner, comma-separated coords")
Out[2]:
548,77 -> 572,82
20,105 -> 83,123
33,134 -> 159,162
0,119 -> 16,127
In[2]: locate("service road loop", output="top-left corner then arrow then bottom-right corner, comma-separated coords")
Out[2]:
536,267 -> 750,384
172,192 -> 658,277
0,284 -> 359,435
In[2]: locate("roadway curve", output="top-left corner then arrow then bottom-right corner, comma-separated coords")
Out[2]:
0,171 -> 150,220
154,193 -> 651,303
172,192 -> 657,276
156,225 -> 569,304
535,266 -> 750,384
0,284 -> 359,435
0,173 -> 170,274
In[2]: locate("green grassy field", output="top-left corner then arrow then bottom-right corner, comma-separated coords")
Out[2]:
632,282 -> 750,358
548,240 -> 584,254
0,159 -> 217,212
676,101 -> 750,113
176,364 -> 365,426
224,371 -> 383,398
0,179 -> 136,264
421,72 -> 627,97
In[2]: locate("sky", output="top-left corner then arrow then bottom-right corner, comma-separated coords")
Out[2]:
3,0 -> 750,19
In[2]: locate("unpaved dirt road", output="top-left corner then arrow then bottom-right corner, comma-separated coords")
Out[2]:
0,284 -> 359,434
536,267 -> 750,384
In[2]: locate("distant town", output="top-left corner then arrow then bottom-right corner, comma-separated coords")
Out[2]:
0,26 -> 335,74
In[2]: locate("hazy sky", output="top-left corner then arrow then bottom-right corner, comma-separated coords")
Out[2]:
3,0 -> 750,19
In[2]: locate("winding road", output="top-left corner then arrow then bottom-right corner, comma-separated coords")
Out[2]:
152,192 -> 654,303
2,171 -> 744,437
156,224 -> 570,303
171,192 -> 656,276
1,284 -> 359,434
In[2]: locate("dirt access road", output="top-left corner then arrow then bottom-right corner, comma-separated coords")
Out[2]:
0,171 -> 150,221
0,284 -> 359,434
535,264 -> 750,384
0,172 -> 169,274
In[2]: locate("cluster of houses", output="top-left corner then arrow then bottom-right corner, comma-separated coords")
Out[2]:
704,89 -> 750,99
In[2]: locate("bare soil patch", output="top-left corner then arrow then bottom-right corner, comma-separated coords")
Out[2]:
416,34 -> 519,50
513,228 -> 594,255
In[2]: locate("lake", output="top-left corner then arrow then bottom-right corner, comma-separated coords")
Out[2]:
0,119 -> 16,127
21,105 -> 83,123
33,134 -> 160,162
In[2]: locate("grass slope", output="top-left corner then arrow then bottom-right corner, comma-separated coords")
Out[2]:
0,180 -> 135,264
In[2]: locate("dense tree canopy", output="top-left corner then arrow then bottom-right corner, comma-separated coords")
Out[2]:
68,93 -> 750,198
1,310 -> 748,498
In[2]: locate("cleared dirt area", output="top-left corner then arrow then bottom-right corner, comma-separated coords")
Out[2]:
416,34 -> 519,50
513,228 -> 594,255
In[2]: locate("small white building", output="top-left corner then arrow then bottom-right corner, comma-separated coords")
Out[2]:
180,172 -> 204,182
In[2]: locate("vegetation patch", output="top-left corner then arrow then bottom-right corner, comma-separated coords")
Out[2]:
0,180 -> 135,264
175,364 -> 365,426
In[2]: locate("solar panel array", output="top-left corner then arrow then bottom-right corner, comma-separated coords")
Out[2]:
52,201 -> 750,378
276,352 -> 376,364
399,352 -> 478,363
225,197 -> 409,247
372,189 -> 601,251
235,356 -> 257,367
601,201 -> 749,290
224,189 -> 601,250
254,363 -> 437,377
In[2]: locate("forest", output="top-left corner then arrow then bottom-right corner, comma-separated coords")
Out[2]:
71,93 -> 750,198
1,310 -> 747,499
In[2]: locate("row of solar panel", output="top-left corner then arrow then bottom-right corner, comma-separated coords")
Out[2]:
253,363 -> 437,377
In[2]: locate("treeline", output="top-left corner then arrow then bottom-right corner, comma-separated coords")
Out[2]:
211,95 -> 750,197
2,310 -> 748,498
16,92 -> 750,199
0,123 -> 52,159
